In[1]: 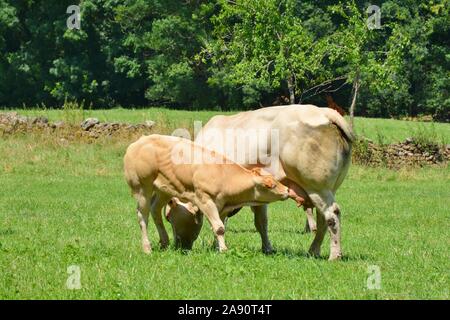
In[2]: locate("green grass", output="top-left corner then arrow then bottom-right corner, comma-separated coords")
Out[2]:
353,117 -> 450,145
0,130 -> 449,299
8,107 -> 450,144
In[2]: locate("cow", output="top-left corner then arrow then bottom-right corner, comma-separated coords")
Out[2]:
193,104 -> 354,260
123,134 -> 292,253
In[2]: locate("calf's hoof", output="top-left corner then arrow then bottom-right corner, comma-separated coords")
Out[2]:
142,244 -> 152,254
308,246 -> 321,258
160,241 -> 169,250
328,252 -> 343,261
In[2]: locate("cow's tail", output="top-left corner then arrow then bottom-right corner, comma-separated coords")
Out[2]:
324,108 -> 355,143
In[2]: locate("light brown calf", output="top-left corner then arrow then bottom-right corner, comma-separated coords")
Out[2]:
124,134 -> 290,253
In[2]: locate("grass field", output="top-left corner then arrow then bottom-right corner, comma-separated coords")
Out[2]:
0,109 -> 449,299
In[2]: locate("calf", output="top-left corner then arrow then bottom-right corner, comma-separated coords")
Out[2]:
124,134 -> 290,253
164,170 -> 309,250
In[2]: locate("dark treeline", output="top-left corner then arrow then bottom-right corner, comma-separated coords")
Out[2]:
0,0 -> 448,120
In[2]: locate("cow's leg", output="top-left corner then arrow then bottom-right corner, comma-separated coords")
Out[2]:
251,205 -> 274,254
326,203 -> 342,261
150,194 -> 170,249
196,199 -> 227,252
304,207 -> 317,233
308,208 -> 326,257
136,193 -> 151,254
307,191 -> 342,260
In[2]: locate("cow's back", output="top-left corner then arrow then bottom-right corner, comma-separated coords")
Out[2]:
196,105 -> 353,192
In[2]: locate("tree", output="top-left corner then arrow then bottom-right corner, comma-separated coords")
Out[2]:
115,0 -> 217,109
206,0 -> 330,106
0,0 -> 447,120
326,0 -> 409,126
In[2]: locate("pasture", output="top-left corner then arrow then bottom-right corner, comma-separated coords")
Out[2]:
0,109 -> 449,299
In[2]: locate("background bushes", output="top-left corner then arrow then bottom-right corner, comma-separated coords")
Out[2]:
0,0 -> 448,121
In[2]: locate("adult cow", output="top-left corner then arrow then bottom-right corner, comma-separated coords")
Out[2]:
194,104 -> 354,260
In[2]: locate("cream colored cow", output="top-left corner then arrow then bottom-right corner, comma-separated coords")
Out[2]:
194,105 -> 354,260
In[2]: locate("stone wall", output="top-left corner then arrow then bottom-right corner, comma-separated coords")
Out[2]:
0,112 -> 154,139
1,112 -> 449,168
353,137 -> 450,168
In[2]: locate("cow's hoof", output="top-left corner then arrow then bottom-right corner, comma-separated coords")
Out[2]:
219,246 -> 228,253
262,246 -> 275,255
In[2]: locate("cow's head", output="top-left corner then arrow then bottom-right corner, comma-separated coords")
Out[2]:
165,198 -> 203,250
251,168 -> 289,203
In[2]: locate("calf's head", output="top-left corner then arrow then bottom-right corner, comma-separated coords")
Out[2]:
165,198 -> 203,250
251,168 -> 289,203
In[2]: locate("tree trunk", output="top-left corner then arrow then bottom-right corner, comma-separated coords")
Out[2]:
287,75 -> 295,104
349,71 -> 360,128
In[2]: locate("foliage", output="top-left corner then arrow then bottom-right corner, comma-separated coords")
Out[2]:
0,0 -> 448,120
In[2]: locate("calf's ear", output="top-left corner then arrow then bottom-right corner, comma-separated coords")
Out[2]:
164,205 -> 171,221
186,203 -> 199,214
194,213 -> 202,225
251,167 -> 263,176
168,198 -> 178,209
262,177 -> 275,188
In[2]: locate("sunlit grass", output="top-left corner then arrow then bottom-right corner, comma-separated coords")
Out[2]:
0,131 -> 448,299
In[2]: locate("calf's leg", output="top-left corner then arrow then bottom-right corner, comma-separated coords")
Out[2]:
196,198 -> 227,252
150,194 -> 170,249
136,194 -> 151,254
251,205 -> 274,254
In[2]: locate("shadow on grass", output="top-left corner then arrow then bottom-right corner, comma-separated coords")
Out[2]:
227,227 -> 306,235
0,228 -> 15,236
173,237 -> 372,262
268,247 -> 372,262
